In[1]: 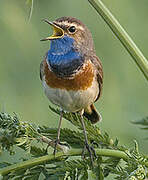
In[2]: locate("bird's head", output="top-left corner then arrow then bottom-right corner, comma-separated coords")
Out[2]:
41,17 -> 95,55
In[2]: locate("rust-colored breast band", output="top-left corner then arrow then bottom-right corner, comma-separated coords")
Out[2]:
44,60 -> 94,91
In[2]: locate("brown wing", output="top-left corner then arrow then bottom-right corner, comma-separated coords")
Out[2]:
40,53 -> 48,81
90,55 -> 103,101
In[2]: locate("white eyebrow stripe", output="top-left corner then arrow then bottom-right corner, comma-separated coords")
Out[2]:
56,21 -> 84,31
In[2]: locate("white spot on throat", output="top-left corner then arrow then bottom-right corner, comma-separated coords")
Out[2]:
51,52 -> 65,56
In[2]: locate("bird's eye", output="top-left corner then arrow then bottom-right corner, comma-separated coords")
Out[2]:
68,26 -> 76,33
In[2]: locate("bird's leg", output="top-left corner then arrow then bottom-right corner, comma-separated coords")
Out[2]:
53,110 -> 63,155
79,110 -> 94,166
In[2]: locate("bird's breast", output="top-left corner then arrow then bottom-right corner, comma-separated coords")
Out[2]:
42,59 -> 99,112
44,59 -> 94,91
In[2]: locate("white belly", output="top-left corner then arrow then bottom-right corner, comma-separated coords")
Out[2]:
42,77 -> 99,112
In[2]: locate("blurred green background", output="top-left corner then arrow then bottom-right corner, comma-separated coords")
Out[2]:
0,0 -> 148,155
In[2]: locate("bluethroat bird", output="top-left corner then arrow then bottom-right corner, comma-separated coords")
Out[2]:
40,17 -> 103,161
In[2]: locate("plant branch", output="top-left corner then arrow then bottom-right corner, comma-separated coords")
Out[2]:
88,0 -> 148,81
27,0 -> 34,22
0,148 -> 129,176
0,111 -> 148,178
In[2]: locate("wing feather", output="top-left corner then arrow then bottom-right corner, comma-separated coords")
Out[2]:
90,55 -> 103,101
40,53 -> 47,81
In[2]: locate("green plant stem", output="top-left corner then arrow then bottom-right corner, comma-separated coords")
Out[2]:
0,148 -> 147,176
0,149 -> 129,176
28,0 -> 34,22
88,0 -> 148,81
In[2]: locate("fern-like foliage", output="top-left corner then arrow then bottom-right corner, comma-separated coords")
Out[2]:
133,117 -> 148,141
133,117 -> 148,130
0,109 -> 148,180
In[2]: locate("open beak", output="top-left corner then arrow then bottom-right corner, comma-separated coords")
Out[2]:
40,19 -> 64,41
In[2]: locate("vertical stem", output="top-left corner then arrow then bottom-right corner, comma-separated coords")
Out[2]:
88,0 -> 148,81
28,0 -> 34,22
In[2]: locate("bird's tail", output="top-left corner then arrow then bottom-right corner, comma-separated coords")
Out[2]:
83,104 -> 102,124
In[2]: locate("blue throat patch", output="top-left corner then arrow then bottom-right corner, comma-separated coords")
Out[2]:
47,35 -> 84,77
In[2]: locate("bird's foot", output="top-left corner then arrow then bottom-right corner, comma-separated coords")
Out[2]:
53,139 -> 60,155
45,138 -> 60,155
82,141 -> 96,166
45,138 -> 70,155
